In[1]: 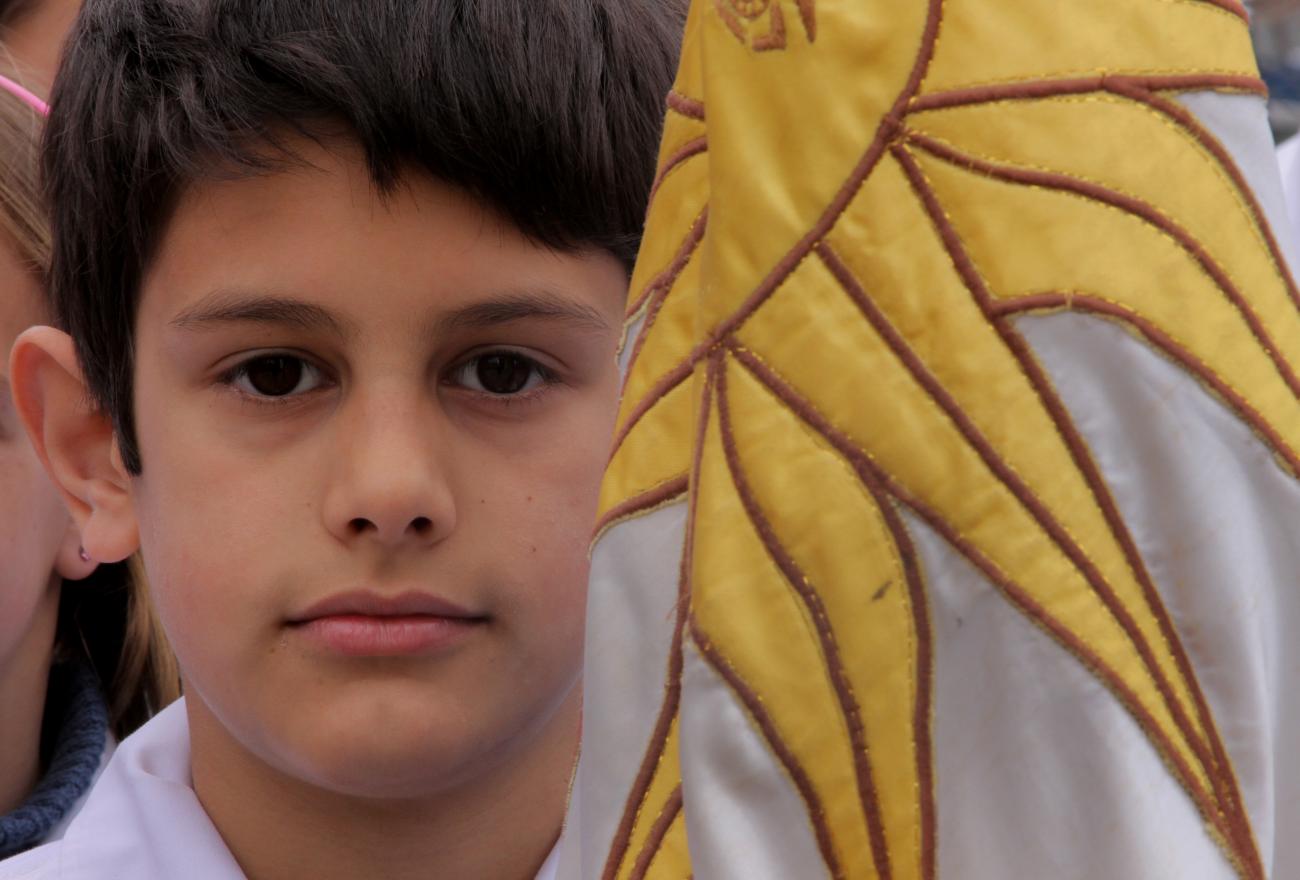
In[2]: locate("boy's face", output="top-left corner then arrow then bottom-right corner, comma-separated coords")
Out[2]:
126,138 -> 625,797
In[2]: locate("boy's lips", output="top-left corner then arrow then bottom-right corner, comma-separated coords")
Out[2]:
287,590 -> 487,657
290,590 -> 481,622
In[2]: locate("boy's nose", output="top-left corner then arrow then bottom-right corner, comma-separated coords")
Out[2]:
322,389 -> 457,550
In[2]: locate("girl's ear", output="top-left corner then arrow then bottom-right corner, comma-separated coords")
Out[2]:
9,325 -> 140,565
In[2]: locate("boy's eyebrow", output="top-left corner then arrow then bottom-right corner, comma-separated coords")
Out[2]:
170,291 -> 353,336
434,290 -> 611,334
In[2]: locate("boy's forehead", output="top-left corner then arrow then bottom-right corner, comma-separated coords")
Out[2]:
164,136 -> 481,254
138,136 -> 627,338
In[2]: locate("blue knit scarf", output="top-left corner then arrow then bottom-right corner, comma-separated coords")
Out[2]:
0,662 -> 109,858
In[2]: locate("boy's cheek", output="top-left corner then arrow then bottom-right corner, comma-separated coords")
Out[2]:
473,459 -> 598,641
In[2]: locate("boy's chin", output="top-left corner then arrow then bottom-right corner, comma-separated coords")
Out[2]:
190,656 -> 583,803
275,700 -> 515,801
293,746 -> 489,802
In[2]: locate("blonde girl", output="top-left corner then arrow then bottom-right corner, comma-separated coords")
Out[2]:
0,68 -> 177,858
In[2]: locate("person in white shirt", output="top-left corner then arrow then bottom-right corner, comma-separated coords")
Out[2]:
0,1 -> 683,878
0,66 -> 176,860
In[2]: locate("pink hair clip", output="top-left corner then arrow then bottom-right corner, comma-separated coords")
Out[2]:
0,72 -> 47,116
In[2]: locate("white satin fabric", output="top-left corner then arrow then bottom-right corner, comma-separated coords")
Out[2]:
557,502 -> 688,880
924,308 -> 1300,877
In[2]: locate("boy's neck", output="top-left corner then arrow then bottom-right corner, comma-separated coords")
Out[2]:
187,690 -> 579,880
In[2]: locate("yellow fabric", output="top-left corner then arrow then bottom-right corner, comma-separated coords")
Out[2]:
597,0 -> 1285,876
920,0 -> 1255,92
699,353 -> 928,872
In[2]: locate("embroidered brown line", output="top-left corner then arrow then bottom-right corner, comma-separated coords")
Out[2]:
598,0 -> 1274,875
712,349 -> 907,880
712,0 -> 816,51
626,785 -> 685,877
598,355 -> 714,880
715,341 -> 941,879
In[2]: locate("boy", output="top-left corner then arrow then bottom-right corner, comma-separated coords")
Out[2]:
0,0 -> 682,877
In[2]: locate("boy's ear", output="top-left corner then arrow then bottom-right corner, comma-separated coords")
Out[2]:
9,326 -> 140,565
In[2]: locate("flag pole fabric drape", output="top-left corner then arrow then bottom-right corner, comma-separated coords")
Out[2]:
559,1 -> 1300,877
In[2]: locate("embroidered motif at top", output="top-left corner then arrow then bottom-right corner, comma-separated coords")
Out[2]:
713,0 -> 816,51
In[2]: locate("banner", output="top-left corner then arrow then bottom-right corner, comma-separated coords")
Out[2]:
561,2 -> 1300,877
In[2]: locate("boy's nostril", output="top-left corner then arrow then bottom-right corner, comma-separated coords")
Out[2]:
346,517 -> 432,538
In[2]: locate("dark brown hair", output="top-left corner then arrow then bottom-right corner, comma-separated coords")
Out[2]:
43,0 -> 686,474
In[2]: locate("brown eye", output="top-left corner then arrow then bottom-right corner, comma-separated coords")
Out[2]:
231,355 -> 322,398
474,353 -> 537,394
449,351 -> 551,396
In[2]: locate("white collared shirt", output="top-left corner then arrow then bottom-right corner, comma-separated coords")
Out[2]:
0,700 -> 559,880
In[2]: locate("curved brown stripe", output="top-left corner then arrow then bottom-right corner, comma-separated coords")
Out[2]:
815,236 -> 1219,781
872,495 -> 936,880
593,474 -> 690,546
902,130 -> 1300,410
908,73 -> 1265,113
599,359 -> 717,880
666,91 -> 705,121
609,0 -> 947,460
610,208 -> 710,464
722,338 -> 937,878
609,356 -> 699,464
1107,81 -> 1300,323
990,315 -> 1263,875
690,621 -> 845,879
716,356 -> 894,880
628,786 -> 683,880
648,136 -> 709,210
628,209 -> 709,318
622,212 -> 710,387
994,292 -> 1300,476
729,346 -> 1242,867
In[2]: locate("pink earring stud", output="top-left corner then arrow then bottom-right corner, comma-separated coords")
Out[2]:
78,546 -> 90,562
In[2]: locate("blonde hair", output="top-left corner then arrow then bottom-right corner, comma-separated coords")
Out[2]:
0,66 -> 47,271
0,69 -> 180,737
